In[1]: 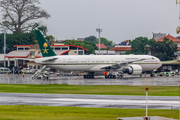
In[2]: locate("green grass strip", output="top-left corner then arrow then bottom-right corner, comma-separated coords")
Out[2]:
0,105 -> 178,120
0,84 -> 179,96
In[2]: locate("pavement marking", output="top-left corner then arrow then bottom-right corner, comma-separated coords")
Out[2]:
50,98 -> 179,104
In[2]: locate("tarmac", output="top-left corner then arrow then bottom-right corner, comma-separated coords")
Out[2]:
0,73 -> 180,86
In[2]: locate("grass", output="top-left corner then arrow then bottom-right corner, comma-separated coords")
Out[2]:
0,84 -> 179,96
0,105 -> 178,120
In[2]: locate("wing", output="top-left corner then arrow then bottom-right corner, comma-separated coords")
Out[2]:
101,59 -> 145,70
42,58 -> 58,62
13,58 -> 36,61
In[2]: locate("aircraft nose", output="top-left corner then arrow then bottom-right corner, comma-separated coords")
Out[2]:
156,57 -> 162,68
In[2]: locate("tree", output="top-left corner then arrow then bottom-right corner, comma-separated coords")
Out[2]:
99,37 -> 113,47
31,23 -> 48,36
150,38 -> 177,61
0,32 -> 36,53
45,35 -> 55,45
84,36 -> 97,42
61,40 -> 98,54
125,37 -> 155,55
0,0 -> 50,33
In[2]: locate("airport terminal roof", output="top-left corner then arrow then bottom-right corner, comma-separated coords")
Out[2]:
96,44 -> 107,49
5,50 -> 70,58
5,51 -> 30,58
156,34 -> 180,42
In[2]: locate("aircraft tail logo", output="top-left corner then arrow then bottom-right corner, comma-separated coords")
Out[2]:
43,43 -> 49,54
35,30 -> 56,57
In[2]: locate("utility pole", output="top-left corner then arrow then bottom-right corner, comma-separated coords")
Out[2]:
96,28 -> 102,55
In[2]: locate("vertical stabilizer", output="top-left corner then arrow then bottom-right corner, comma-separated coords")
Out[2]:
35,30 -> 56,57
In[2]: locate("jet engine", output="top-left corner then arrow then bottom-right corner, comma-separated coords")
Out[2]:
124,65 -> 142,75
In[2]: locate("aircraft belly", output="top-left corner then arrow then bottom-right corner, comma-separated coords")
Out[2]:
140,64 -> 157,71
46,65 -> 96,71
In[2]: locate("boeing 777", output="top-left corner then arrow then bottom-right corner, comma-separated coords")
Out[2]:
34,30 -> 162,79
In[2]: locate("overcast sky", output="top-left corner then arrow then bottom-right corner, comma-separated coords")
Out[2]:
38,0 -> 179,43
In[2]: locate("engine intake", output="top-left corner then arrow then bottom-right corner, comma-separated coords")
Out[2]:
124,65 -> 142,75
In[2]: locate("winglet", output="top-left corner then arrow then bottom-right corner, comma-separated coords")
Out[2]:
35,30 -> 56,57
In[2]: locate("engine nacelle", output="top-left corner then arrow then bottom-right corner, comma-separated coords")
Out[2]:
124,65 -> 142,75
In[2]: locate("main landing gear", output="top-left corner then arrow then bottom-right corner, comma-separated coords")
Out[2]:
105,74 -> 116,79
84,74 -> 94,79
150,71 -> 155,77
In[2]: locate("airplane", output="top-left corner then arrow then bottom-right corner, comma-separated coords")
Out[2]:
34,30 -> 162,79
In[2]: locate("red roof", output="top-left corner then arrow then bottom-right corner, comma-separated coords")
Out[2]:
96,44 -> 107,49
109,47 -> 131,51
177,47 -> 180,51
156,34 -> 180,42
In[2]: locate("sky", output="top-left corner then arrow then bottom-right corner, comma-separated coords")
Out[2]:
36,0 -> 179,43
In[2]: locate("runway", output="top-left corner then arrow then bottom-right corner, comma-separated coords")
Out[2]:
0,93 -> 179,109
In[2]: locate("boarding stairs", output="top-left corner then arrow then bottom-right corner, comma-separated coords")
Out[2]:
31,65 -> 46,79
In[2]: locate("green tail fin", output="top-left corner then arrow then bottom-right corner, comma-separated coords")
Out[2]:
35,30 -> 56,57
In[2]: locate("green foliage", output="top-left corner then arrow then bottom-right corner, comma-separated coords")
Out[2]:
99,37 -> 113,46
125,37 -> 177,61
31,23 -> 48,36
84,36 -> 97,42
45,35 -> 55,45
62,40 -> 98,54
150,38 -> 177,61
125,37 -> 155,55
0,32 -> 36,54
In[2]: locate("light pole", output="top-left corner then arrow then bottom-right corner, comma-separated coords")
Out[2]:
2,29 -> 6,68
96,28 -> 102,55
0,1 -> 6,69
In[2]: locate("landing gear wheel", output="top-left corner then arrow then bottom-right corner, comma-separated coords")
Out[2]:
150,74 -> 154,77
84,75 -> 87,79
113,75 -> 116,79
107,75 -> 110,79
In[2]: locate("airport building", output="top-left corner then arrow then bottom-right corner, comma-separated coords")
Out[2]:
5,43 -> 87,69
109,44 -> 131,55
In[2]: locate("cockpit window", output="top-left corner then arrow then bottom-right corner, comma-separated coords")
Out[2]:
152,57 -> 155,60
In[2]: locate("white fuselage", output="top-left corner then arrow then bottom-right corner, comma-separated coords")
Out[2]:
35,55 -> 162,72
